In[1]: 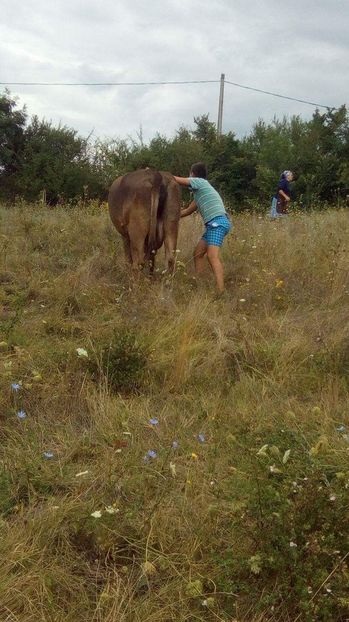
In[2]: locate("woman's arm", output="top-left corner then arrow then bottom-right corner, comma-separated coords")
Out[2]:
181,200 -> 197,218
279,189 -> 290,201
174,176 -> 191,186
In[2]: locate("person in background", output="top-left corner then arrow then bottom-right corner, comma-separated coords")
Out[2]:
173,162 -> 232,294
270,170 -> 293,217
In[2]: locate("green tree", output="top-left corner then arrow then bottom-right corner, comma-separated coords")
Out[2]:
0,90 -> 27,198
208,132 -> 255,207
18,116 -> 101,203
192,114 -> 217,150
1,88 -> 348,210
93,137 -> 131,188
295,106 -> 349,205
244,117 -> 296,201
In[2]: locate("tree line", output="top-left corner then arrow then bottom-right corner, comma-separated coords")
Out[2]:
1,89 -> 348,209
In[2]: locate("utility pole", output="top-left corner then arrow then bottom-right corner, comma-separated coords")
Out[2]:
217,73 -> 225,136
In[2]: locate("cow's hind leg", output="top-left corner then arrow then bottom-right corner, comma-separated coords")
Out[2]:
127,197 -> 152,279
128,220 -> 148,278
122,236 -> 132,264
129,240 -> 145,278
144,240 -> 156,275
162,180 -> 180,275
149,250 -> 156,275
164,220 -> 179,274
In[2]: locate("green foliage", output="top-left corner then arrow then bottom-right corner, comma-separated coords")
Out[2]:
216,429 -> 349,620
89,331 -> 148,393
1,87 -> 349,209
244,108 -> 349,207
0,90 -> 27,197
17,116 -> 102,203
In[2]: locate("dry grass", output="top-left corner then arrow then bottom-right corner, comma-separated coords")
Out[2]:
0,203 -> 349,622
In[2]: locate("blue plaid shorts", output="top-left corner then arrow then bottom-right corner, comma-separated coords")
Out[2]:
202,214 -> 232,247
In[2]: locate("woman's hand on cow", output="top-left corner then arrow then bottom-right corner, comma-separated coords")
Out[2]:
181,200 -> 197,217
174,176 -> 191,186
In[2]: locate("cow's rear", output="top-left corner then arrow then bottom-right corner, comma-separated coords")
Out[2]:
108,169 -> 181,274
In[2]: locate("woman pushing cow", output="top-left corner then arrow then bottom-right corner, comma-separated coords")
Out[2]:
173,162 -> 232,295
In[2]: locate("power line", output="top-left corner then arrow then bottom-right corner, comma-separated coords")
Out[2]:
0,79 -> 219,86
225,79 -> 333,110
0,77 -> 336,110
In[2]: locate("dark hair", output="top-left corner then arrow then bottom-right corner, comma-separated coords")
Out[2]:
190,162 -> 207,179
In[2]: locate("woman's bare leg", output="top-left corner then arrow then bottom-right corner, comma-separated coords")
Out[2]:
193,239 -> 208,273
207,245 -> 225,293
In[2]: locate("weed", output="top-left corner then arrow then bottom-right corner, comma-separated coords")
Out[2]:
88,330 -> 148,393
1,202 -> 349,621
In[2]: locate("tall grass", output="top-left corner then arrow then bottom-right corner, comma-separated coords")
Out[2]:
0,203 -> 349,621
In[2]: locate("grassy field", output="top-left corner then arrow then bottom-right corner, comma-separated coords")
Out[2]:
0,203 -> 349,622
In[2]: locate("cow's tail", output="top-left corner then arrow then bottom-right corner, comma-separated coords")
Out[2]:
148,184 -> 160,252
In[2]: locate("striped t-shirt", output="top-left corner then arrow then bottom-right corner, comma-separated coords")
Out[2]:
188,177 -> 226,223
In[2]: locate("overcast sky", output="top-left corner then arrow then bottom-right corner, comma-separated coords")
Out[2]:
1,0 -> 348,143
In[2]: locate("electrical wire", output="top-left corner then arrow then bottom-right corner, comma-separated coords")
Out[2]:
0,77 -> 336,110
224,79 -> 334,110
0,79 -> 219,86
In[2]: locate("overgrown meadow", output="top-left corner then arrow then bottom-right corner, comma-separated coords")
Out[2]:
0,203 -> 349,622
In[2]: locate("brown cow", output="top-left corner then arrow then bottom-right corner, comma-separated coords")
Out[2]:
108,169 -> 181,274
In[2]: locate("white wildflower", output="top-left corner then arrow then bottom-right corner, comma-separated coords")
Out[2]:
77,348 -> 88,358
105,506 -> 120,515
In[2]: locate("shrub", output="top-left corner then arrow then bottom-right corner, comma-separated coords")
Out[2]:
215,428 -> 349,621
89,331 -> 148,393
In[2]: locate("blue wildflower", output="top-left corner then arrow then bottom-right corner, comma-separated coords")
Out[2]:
16,410 -> 27,420
144,450 -> 157,462
197,433 -> 206,443
149,418 -> 159,426
11,383 -> 21,392
172,440 -> 179,449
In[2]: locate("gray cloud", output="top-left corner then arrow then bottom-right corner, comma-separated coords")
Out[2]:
1,0 -> 348,142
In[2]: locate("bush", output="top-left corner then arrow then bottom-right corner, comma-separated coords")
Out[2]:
89,331 -> 148,393
215,428 -> 349,621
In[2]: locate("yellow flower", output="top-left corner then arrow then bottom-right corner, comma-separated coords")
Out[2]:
309,435 -> 329,456
186,580 -> 203,597
141,561 -> 156,576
